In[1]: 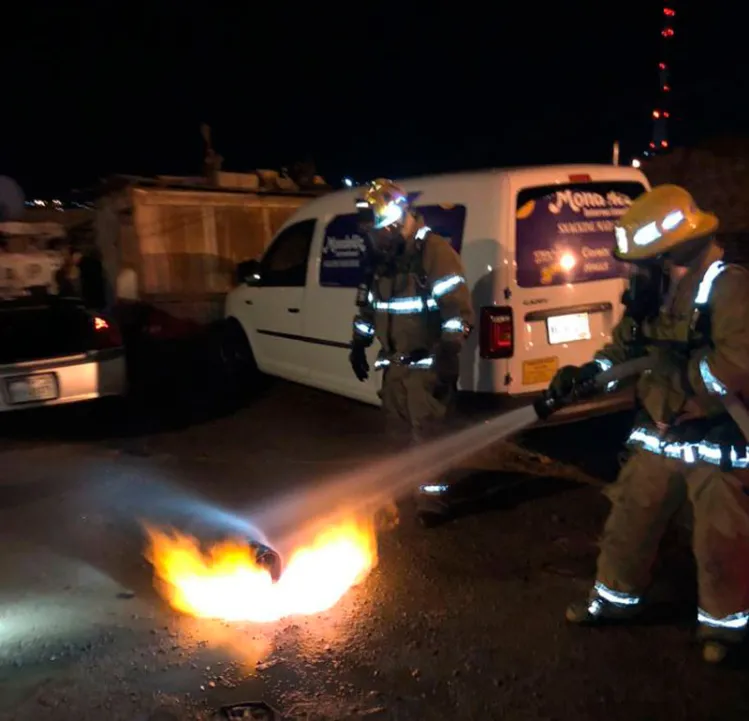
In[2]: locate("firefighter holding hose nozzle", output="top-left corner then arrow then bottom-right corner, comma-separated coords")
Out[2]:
546,185 -> 748,664
348,179 -> 475,525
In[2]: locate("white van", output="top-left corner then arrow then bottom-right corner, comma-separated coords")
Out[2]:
223,164 -> 650,415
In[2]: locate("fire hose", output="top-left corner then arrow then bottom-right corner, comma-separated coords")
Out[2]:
533,356 -> 748,442
533,356 -> 655,420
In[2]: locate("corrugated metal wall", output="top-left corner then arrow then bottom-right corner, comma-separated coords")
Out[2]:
122,187 -> 310,322
95,185 -> 315,323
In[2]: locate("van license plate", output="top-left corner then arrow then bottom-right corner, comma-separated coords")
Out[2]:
6,373 -> 59,404
547,313 -> 591,345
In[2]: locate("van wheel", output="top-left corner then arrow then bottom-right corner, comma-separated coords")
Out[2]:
218,319 -> 258,398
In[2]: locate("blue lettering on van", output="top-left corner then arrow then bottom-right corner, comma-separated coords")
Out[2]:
515,187 -> 643,288
320,204 -> 467,288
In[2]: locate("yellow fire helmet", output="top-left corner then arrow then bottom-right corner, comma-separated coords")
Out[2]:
614,184 -> 719,262
357,178 -> 410,229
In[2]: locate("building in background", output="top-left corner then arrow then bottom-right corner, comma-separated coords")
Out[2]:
94,171 -> 329,327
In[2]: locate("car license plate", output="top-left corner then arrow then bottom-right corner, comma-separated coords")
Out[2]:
522,357 -> 559,386
6,373 -> 59,404
547,313 -> 591,345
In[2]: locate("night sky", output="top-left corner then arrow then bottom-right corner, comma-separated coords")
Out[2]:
3,1 -> 746,197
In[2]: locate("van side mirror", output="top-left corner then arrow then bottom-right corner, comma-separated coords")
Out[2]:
236,259 -> 262,286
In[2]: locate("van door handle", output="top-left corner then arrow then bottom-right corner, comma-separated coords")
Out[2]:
245,299 -> 253,305
287,308 -> 300,314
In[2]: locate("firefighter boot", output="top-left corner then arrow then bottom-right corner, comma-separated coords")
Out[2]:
696,608 -> 749,664
702,640 -> 730,664
698,623 -> 747,665
566,582 -> 643,625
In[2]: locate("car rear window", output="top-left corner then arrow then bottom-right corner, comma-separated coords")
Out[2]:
0,298 -> 94,364
515,181 -> 647,288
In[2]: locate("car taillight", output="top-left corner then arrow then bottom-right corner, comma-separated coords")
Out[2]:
91,314 -> 123,349
480,306 -> 514,359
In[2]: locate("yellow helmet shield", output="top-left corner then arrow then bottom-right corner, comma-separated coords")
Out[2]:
358,178 -> 410,230
614,184 -> 719,262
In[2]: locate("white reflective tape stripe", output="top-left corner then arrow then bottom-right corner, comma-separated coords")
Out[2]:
633,221 -> 661,246
697,608 -> 749,630
420,484 -> 449,494
594,582 -> 641,606
431,274 -> 465,298
695,260 -> 727,305
661,210 -> 684,230
374,355 -> 435,370
353,320 -> 374,337
699,357 -> 727,396
615,226 -> 628,255
374,201 -> 405,228
697,441 -> 722,463
594,357 -> 617,391
628,428 -> 662,452
441,318 -> 465,333
628,429 -> 750,468
415,225 -> 431,241
373,296 -> 439,314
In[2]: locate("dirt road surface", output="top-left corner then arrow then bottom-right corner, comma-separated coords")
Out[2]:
0,375 -> 746,721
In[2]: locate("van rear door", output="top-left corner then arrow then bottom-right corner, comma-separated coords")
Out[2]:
504,177 -> 648,395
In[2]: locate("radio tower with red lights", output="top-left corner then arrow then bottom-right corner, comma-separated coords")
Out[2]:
649,4 -> 675,155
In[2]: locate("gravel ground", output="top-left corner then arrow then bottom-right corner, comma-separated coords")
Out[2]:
0,376 -> 746,721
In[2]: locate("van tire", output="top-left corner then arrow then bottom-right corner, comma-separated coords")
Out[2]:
218,318 -> 258,399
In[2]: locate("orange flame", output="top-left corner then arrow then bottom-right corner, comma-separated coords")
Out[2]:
143,517 -> 378,623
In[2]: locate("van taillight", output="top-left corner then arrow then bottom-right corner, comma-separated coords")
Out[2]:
91,314 -> 123,349
480,306 -> 513,359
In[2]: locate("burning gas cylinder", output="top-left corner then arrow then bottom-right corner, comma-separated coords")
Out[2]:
250,540 -> 282,583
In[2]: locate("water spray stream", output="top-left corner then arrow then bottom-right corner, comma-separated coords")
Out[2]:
256,357 -> 656,546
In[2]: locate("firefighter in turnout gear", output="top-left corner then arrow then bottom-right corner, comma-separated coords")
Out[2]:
548,185 -> 749,664
348,179 -> 475,524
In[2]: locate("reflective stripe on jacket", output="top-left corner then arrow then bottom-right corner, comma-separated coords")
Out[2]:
351,227 -> 475,369
595,244 -> 749,466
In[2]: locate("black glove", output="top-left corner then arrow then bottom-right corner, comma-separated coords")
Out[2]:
548,362 -> 600,400
433,342 -> 460,399
349,341 -> 369,382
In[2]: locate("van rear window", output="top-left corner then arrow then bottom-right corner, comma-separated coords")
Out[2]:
515,181 -> 646,288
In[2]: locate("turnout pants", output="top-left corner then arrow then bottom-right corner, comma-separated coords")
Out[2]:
597,447 -> 749,637
380,365 -> 454,445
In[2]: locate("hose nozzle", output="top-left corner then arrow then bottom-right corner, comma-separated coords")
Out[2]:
533,376 -> 602,420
